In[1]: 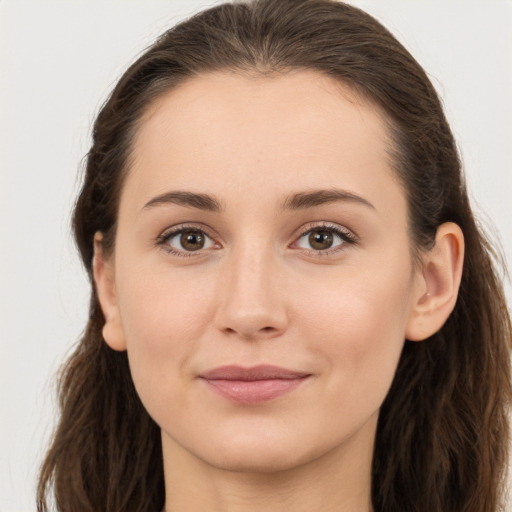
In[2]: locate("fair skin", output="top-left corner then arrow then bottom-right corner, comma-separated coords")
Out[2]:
94,70 -> 464,512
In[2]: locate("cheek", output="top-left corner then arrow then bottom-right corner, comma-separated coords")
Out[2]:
115,262 -> 216,411
117,260 -> 215,346
297,261 -> 413,394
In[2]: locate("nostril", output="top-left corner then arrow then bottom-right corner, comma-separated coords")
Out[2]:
223,325 -> 279,339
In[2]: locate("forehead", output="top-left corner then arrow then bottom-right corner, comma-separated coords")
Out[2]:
123,69 -> 402,214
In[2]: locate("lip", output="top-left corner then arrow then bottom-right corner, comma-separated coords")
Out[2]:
199,365 -> 311,405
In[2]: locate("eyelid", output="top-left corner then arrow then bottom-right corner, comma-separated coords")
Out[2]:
155,221 -> 358,259
289,221 -> 358,256
157,222 -> 218,241
156,223 -> 221,258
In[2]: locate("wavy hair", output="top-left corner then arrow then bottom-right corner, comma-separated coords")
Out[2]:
37,1 -> 512,510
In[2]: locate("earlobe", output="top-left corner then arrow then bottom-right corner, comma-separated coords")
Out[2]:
92,232 -> 127,351
406,222 -> 465,342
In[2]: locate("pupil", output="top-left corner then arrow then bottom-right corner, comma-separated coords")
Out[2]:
181,231 -> 204,251
309,230 -> 333,250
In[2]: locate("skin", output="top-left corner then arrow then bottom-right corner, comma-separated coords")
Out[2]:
94,70 -> 464,512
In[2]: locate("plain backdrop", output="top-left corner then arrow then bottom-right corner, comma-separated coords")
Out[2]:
1,1 -> 511,510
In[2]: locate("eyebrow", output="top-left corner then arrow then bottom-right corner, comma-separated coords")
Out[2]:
281,188 -> 375,211
143,191 -> 224,212
142,188 -> 375,213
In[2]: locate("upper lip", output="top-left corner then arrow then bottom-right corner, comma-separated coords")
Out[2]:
200,365 -> 310,381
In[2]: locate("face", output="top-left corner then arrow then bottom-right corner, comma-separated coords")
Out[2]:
97,70 -> 426,473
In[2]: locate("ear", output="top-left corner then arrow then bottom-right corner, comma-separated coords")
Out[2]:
406,222 -> 464,342
92,232 -> 127,351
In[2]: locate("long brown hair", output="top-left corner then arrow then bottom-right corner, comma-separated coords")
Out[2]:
37,1 -> 512,510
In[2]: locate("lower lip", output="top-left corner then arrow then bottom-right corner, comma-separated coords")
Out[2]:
203,377 -> 309,404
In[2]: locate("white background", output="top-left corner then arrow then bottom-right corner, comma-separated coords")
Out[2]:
1,1 -> 511,510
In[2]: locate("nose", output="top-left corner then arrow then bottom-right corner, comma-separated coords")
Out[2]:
213,242 -> 289,341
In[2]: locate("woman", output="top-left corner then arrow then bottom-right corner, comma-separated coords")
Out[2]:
37,0 -> 512,511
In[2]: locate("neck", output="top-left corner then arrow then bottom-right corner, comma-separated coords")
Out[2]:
161,415 -> 376,512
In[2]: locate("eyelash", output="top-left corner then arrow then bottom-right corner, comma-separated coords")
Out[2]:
294,222 -> 358,258
155,222 -> 358,259
155,224 -> 218,259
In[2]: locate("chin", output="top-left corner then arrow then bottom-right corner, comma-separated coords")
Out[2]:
190,427 -> 326,474
202,446 -> 308,474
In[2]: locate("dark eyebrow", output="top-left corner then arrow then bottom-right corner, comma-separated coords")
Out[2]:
143,191 -> 224,212
281,189 -> 376,211
142,188 -> 374,214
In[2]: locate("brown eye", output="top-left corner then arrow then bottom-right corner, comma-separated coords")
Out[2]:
180,230 -> 205,251
295,224 -> 355,254
161,227 -> 215,255
308,230 -> 334,250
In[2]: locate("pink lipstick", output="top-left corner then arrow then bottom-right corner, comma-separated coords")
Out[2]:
200,365 -> 310,404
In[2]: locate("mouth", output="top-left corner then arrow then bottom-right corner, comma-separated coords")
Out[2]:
199,365 -> 311,405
